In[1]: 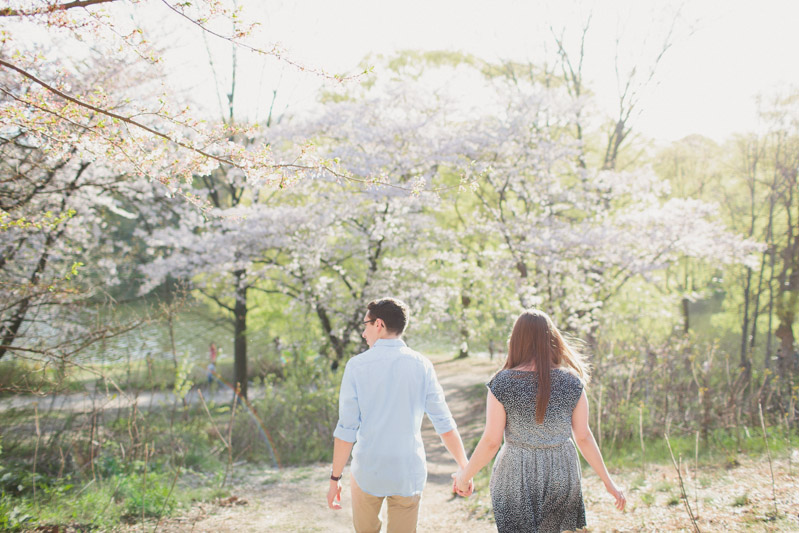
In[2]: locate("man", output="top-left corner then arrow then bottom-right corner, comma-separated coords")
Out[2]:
327,298 -> 471,532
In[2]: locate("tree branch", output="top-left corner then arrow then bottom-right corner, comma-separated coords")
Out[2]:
0,0 -> 117,17
0,58 -> 240,168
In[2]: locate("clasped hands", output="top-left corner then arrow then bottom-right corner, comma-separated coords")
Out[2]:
451,468 -> 474,497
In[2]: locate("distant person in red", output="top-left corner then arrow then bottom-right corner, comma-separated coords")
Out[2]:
207,342 -> 217,386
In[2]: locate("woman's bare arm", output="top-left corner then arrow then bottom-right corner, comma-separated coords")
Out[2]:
571,389 -> 626,511
454,390 -> 506,494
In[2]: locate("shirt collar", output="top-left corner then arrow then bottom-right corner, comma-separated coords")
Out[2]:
374,338 -> 406,348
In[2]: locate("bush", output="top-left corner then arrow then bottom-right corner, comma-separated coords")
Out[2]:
0,494 -> 33,532
248,361 -> 340,465
118,472 -> 175,518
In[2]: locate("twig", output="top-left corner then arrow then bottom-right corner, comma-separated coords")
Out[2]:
694,430 -> 700,519
33,403 -> 41,505
638,404 -> 646,477
758,403 -> 778,518
222,384 -> 240,487
597,384 -> 603,450
90,411 -> 97,481
197,389 -> 228,448
142,442 -> 149,524
785,413 -> 793,479
665,433 -> 700,532
152,464 -> 181,533
58,446 -> 66,479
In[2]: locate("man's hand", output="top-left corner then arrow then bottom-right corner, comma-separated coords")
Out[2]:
327,479 -> 343,510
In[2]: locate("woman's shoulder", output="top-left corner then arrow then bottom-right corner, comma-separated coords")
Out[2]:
552,367 -> 584,389
487,368 -> 524,388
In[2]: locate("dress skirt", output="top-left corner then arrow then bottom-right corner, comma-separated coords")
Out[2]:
490,440 -> 586,533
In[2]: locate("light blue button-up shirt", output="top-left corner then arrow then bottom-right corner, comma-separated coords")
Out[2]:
333,338 -> 457,497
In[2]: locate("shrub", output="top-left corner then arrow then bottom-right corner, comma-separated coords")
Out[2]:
0,494 -> 32,532
248,361 -> 339,465
118,472 -> 175,518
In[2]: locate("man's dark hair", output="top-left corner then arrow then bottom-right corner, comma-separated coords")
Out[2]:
366,298 -> 409,335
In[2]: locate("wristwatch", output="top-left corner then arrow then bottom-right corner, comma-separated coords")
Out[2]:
330,471 -> 342,481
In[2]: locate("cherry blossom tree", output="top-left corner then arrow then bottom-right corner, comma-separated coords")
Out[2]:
0,0 -> 358,205
139,70 -> 465,389
0,46 -> 174,365
446,64 -> 760,341
0,0 -> 363,385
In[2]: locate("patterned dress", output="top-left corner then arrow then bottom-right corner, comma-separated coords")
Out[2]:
488,368 -> 586,533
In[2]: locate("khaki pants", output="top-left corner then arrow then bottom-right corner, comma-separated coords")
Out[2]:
350,475 -> 421,533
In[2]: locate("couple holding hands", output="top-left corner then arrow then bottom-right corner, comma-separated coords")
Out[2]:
327,298 -> 625,533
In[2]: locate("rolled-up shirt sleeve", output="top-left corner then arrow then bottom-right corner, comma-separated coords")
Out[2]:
333,361 -> 360,443
424,363 -> 457,434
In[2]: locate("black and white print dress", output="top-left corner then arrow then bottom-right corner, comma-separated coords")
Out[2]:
488,368 -> 586,533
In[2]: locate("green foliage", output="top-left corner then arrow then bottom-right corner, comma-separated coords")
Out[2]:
596,426 -> 799,471
0,208 -> 75,231
173,353 -> 195,400
251,360 -> 340,465
63,261 -> 84,281
118,472 -> 175,518
0,442 -> 32,531
385,49 -> 477,77
0,494 -> 32,532
0,360 -> 82,396
459,434 -> 496,521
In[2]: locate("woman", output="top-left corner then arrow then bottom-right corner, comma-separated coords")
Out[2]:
454,310 -> 625,532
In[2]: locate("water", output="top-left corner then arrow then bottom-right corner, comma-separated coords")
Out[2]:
17,300 -> 277,365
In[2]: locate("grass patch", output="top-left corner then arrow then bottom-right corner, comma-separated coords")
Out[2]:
654,480 -> 673,492
460,434 -> 496,522
0,360 -> 85,397
597,426 -> 799,472
732,493 -> 749,507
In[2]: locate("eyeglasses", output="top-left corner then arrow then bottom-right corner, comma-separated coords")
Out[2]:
362,319 -> 376,325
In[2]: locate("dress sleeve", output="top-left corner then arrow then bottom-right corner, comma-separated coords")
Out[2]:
487,371 -> 506,405
333,361 -> 360,443
566,373 -> 584,412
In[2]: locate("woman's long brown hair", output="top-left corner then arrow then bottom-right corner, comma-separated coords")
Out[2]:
502,310 -> 590,423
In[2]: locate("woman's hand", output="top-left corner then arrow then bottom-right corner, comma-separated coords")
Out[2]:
451,468 -> 474,497
604,480 -> 626,511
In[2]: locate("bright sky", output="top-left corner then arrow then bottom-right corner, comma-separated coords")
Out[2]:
166,0 -> 799,144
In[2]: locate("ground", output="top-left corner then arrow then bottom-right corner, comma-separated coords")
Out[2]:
116,354 -> 798,532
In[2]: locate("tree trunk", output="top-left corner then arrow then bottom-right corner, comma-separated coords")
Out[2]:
775,220 -> 799,397
0,164 -> 86,360
315,303 -> 347,370
233,270 -> 248,400
775,319 -> 795,392
681,296 -> 690,334
0,228 -> 58,360
457,294 -> 471,359
739,266 -> 753,385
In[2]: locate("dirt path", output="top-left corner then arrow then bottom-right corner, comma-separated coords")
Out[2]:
137,354 -> 501,532
129,354 -> 799,532
0,381 -> 235,412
